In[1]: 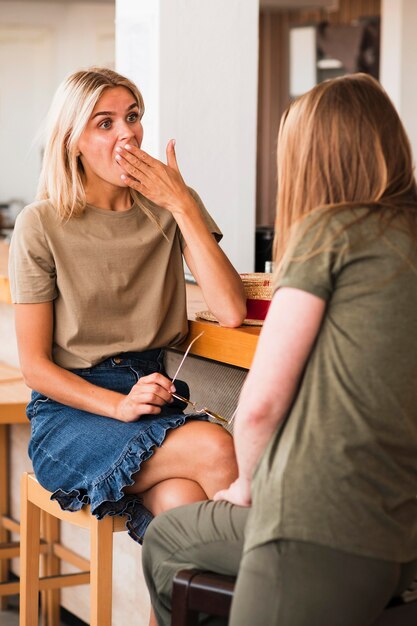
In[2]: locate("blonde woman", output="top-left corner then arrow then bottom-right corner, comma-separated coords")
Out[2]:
143,74 -> 417,626
9,67 -> 245,547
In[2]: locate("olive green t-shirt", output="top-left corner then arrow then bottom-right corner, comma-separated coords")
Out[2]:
245,208 -> 417,562
9,190 -> 221,369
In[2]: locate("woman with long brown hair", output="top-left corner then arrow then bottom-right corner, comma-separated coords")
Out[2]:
142,73 -> 417,626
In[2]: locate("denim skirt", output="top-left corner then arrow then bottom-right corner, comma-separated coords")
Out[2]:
26,349 -> 208,544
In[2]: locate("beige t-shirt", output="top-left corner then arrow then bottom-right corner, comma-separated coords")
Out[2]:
9,190 -> 221,369
245,208 -> 417,562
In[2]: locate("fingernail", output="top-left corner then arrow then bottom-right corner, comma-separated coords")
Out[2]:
124,144 -> 131,149
172,139 -> 176,147
170,384 -> 176,392
121,174 -> 126,180
115,154 -> 121,160
115,147 -> 122,153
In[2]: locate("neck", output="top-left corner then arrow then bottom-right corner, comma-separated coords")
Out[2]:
85,184 -> 133,212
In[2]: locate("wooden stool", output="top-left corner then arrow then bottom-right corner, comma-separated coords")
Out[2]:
0,362 -> 62,625
0,362 -> 30,606
19,472 -> 127,626
171,569 -> 417,626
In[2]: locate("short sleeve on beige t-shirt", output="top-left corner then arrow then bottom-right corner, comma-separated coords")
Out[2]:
8,206 -> 58,303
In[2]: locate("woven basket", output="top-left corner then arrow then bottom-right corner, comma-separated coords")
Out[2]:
196,272 -> 273,326
241,273 -> 273,322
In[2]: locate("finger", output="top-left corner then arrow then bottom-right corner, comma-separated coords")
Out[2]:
137,373 -> 176,392
132,392 -> 168,407
166,139 -> 179,171
116,155 -> 152,185
133,382 -> 170,398
123,144 -> 157,169
135,404 -> 162,417
213,489 -> 227,501
123,404 -> 162,422
120,173 -> 149,194
115,148 -> 151,176
133,385 -> 172,405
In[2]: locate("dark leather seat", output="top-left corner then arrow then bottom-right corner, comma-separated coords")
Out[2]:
171,569 -> 417,626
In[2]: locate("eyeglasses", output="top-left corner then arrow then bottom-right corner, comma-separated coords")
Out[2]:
171,392 -> 228,423
171,331 -> 229,424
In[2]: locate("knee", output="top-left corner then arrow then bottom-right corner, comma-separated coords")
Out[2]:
199,426 -> 238,480
151,481 -> 205,514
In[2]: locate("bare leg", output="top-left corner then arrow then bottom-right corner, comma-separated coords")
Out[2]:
149,608 -> 158,626
142,478 -> 207,515
144,479 -> 208,626
125,421 -> 238,498
124,421 -> 237,626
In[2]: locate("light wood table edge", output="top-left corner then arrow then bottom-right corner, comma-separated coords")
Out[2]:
176,319 -> 259,370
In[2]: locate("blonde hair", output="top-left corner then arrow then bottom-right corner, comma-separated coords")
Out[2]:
274,73 -> 417,270
37,67 -> 158,226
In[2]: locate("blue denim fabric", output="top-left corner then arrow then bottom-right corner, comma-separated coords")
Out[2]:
26,349 -> 207,544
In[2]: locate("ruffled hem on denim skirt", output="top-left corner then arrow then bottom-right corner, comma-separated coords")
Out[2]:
50,412 -> 206,544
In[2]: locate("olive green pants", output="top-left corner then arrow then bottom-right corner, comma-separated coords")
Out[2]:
142,500 -> 417,626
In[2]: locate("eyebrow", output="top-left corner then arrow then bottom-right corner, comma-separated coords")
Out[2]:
92,102 -> 138,119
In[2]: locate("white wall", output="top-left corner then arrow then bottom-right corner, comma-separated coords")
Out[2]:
380,0 -> 417,162
0,1 -> 115,206
116,0 -> 259,273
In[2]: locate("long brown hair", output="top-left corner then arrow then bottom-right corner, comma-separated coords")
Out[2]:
274,73 -> 417,270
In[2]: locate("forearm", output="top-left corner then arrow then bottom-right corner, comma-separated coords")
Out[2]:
232,378 -> 289,487
177,199 -> 246,327
21,356 -> 122,418
231,289 -> 327,484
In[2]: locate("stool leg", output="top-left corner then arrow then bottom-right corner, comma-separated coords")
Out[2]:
19,473 -> 41,626
42,512 -> 61,626
90,515 -> 113,626
0,424 -> 10,610
172,572 -> 200,626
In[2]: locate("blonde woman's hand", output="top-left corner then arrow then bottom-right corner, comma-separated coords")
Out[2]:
212,477 -> 252,507
114,372 -> 175,423
116,140 -> 196,215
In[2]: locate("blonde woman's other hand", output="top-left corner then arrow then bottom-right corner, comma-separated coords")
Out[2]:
114,372 -> 175,423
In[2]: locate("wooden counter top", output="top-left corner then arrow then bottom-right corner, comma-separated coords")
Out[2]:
179,283 -> 259,369
0,240 -> 259,369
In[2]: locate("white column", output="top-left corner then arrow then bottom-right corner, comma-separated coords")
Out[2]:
115,0 -> 259,272
380,0 -> 417,162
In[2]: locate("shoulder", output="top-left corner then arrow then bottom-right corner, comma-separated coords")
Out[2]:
15,199 -> 57,231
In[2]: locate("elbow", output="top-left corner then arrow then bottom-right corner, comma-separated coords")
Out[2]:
219,308 -> 246,328
20,363 -> 39,391
218,300 -> 247,328
19,356 -> 50,391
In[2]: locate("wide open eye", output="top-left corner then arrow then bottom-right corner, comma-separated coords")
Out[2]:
99,118 -> 112,130
127,112 -> 139,123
